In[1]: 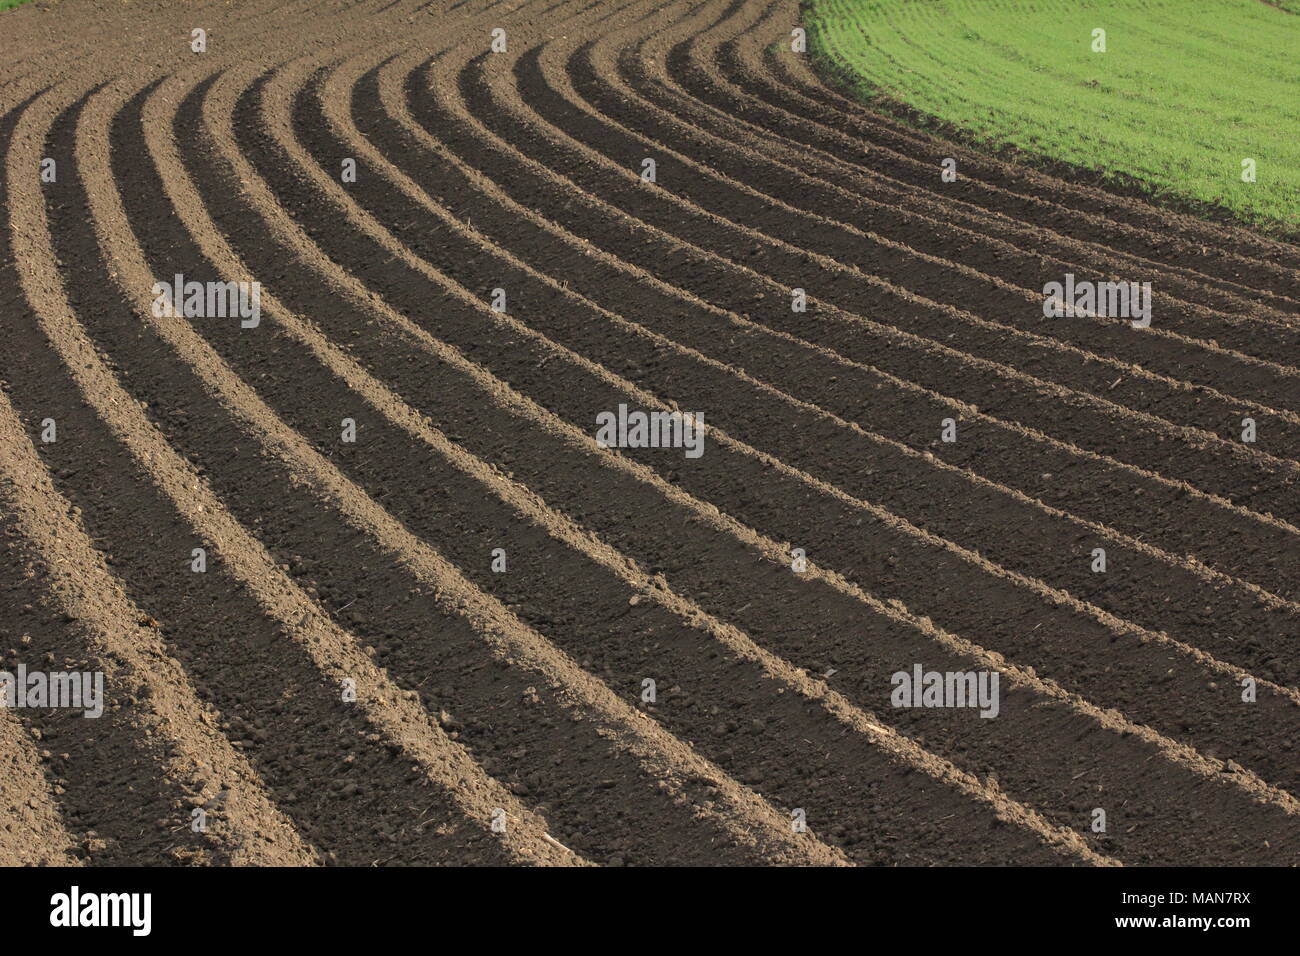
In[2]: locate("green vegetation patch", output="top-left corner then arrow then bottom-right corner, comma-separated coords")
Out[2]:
805,0 -> 1300,232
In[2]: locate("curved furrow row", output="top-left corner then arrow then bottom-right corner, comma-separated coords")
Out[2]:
4,82 -> 319,866
3,1 -> 607,867
606,0 -> 1300,357
466,33 -> 1300,534
4,0 -> 798,872
198,0 -> 1300,861
420,0 -> 1300,687
547,24 -> 1300,415
387,40 -> 1300,634
68,65 -> 706,868
650,1 -> 1300,323
390,31 -> 1300,634
121,51 -> 863,866
475,27 -> 1300,567
382,0 -> 1300,749
196,39 -> 1103,866
642,2 -> 1300,337
548,28 -> 1300,464
4,0 -> 1296,867
316,1 -> 1300,858
79,67 -> 588,868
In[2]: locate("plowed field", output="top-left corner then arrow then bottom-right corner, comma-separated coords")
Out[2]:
1,0 -> 1297,866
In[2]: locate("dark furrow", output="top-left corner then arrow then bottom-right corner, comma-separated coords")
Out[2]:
25,81 -> 519,866
408,42 -> 1300,642
4,0 -> 1296,868
186,54 -> 1088,866
378,52 -> 1300,665
3,81 -> 317,868
217,25 -> 1300,846
99,60 -> 847,867
206,37 -> 1300,863
640,0 -> 1300,332
482,44 -> 1300,542
555,36 -> 1300,412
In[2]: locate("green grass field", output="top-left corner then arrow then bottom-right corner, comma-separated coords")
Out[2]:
805,0 -> 1300,233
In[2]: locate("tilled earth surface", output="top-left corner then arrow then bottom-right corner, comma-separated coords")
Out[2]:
1,0 -> 1298,866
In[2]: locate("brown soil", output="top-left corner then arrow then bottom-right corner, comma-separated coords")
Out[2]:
0,0 -> 1296,866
